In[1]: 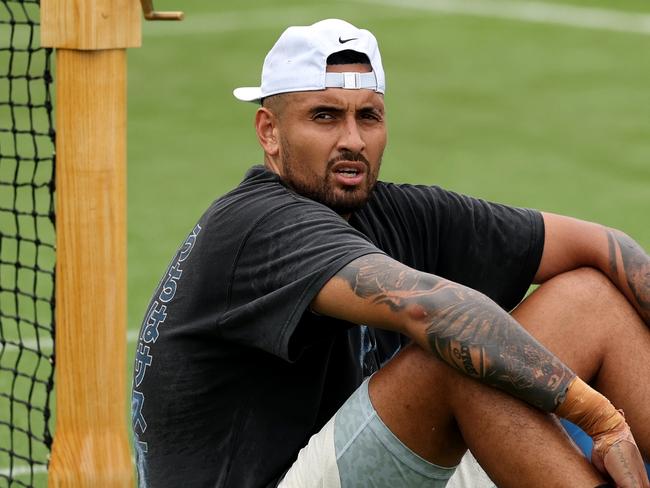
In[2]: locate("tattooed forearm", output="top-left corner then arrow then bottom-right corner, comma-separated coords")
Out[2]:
339,257 -> 449,311
425,290 -> 573,410
338,255 -> 575,411
607,230 -> 650,324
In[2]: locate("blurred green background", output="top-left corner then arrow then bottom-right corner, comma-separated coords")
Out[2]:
129,0 -> 650,339
2,0 -> 650,484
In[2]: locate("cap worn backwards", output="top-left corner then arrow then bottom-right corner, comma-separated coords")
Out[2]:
233,18 -> 385,104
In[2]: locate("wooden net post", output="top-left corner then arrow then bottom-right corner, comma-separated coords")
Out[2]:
41,0 -> 140,485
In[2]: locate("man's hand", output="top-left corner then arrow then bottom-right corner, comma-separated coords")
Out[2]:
591,413 -> 649,488
555,378 -> 649,488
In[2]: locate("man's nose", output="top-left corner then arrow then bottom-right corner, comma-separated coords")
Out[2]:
337,116 -> 366,155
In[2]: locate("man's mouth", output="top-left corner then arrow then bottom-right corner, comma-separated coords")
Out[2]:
336,167 -> 360,177
331,161 -> 366,186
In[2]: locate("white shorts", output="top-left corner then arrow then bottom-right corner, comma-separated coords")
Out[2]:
278,377 -> 458,488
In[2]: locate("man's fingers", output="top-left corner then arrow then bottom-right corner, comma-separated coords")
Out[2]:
600,441 -> 649,488
589,409 -> 649,487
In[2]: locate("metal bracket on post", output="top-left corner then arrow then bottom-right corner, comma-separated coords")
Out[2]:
140,0 -> 184,20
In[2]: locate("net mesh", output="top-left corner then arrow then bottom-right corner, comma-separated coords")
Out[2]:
0,0 -> 55,486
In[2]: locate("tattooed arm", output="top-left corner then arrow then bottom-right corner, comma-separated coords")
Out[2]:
536,212 -> 650,326
313,253 -> 575,411
313,252 -> 648,486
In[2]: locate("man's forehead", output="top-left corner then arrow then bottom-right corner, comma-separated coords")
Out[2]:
289,88 -> 385,110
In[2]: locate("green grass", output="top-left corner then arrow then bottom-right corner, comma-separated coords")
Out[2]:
128,0 -> 650,331
1,2 -> 55,485
1,0 -> 650,485
128,0 -> 649,475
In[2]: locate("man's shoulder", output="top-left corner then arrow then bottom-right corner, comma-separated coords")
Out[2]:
202,165 -> 344,229
371,179 -> 449,199
208,165 -> 293,216
361,180 -> 451,216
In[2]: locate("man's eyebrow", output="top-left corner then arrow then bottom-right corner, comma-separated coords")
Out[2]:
306,104 -> 384,115
359,106 -> 384,115
308,104 -> 345,114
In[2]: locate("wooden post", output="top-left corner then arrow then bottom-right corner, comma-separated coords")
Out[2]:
41,0 -> 139,485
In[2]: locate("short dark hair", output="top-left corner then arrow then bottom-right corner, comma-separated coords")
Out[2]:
326,50 -> 371,66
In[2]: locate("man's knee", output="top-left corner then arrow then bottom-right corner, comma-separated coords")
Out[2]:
513,267 -> 643,379
372,343 -> 459,407
369,344 -> 469,465
539,267 -> 618,307
518,266 -> 633,329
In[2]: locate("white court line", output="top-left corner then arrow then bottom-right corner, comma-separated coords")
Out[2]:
128,329 -> 140,343
0,459 -> 138,477
0,463 -> 47,478
2,329 -> 140,353
353,0 -> 650,36
142,1 -> 650,37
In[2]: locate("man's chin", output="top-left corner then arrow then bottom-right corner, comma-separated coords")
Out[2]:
284,178 -> 374,214
325,191 -> 372,215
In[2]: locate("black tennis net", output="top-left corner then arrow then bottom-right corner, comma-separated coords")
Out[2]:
0,0 -> 55,486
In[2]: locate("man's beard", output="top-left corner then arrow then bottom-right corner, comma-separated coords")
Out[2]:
280,143 -> 380,215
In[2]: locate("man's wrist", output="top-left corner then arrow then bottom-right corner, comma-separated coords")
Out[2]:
554,376 -> 622,438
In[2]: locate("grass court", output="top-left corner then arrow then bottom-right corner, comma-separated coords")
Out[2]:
1,0 -> 649,484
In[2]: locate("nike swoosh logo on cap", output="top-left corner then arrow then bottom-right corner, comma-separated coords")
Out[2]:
338,37 -> 358,44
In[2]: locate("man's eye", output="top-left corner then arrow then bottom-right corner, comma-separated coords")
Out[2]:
313,113 -> 335,120
361,112 -> 381,121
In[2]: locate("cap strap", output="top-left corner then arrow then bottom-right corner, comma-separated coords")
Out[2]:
324,72 -> 378,90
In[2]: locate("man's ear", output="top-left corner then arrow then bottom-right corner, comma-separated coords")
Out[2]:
255,107 -> 280,158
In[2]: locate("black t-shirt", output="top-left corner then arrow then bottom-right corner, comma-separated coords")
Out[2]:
131,165 -> 544,488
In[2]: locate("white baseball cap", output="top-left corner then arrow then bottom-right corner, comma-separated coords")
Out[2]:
233,18 -> 385,103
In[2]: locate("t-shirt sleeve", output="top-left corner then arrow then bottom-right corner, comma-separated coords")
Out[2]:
431,188 -> 545,311
218,200 -> 384,362
357,183 -> 544,311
